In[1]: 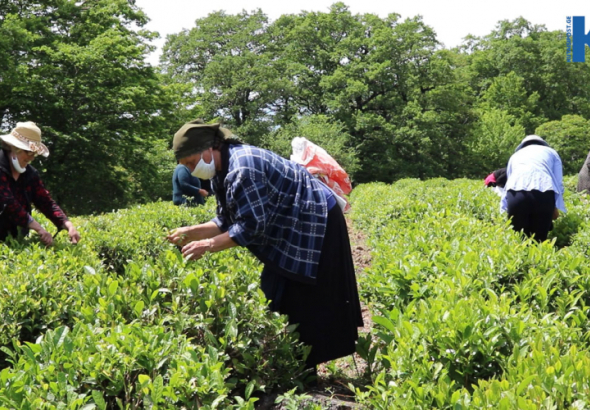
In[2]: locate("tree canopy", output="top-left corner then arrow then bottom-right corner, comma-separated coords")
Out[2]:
2,2 -> 589,213
0,0 -> 174,214
162,5 -> 590,184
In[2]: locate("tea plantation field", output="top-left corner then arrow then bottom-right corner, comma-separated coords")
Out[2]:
349,176 -> 590,409
2,177 -> 590,409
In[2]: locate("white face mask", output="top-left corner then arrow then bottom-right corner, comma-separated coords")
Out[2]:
191,151 -> 216,180
11,155 -> 26,174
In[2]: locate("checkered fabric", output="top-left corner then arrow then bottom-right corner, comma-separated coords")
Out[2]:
212,145 -> 328,280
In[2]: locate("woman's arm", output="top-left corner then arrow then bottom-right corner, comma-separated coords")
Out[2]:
181,231 -> 238,260
30,174 -> 80,243
30,175 -> 68,228
27,219 -> 53,245
167,221 -> 222,246
178,166 -> 203,194
178,166 -> 206,205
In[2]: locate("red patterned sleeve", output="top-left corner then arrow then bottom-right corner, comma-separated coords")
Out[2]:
0,173 -> 32,227
31,175 -> 69,229
0,173 -> 34,227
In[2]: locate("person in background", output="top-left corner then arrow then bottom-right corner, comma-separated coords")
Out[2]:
501,135 -> 565,242
484,167 -> 507,197
0,122 -> 80,245
172,161 -> 208,206
577,150 -> 590,194
166,120 -> 363,380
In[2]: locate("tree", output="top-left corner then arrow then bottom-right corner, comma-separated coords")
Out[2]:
468,109 -> 525,173
462,18 -> 590,134
268,5 -> 474,181
161,8 -> 590,184
161,9 -> 286,145
479,72 -> 543,132
536,115 -> 590,175
1,0 -> 172,214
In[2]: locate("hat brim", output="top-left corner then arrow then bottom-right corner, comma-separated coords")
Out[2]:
0,134 -> 49,157
520,135 -> 544,144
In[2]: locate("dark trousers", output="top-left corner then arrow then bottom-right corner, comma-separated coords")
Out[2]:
506,189 -> 555,242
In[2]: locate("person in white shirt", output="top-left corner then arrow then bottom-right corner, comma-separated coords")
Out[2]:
501,135 -> 565,242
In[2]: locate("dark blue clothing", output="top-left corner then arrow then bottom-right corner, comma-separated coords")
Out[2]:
172,164 -> 205,206
506,189 -> 555,242
260,204 -> 363,366
211,144 -> 329,283
320,183 -> 337,210
211,144 -> 362,366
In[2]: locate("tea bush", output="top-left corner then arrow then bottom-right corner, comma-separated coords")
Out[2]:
350,178 -> 590,409
5,177 -> 590,408
0,201 -> 308,409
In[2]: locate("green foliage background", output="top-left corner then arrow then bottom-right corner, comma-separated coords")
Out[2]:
2,2 -> 590,216
4,2 -> 590,408
0,201 -> 310,408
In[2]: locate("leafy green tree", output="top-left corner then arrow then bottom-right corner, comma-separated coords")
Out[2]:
468,109 -> 525,173
267,3 -> 363,119
268,5 -> 474,181
463,18 -> 590,133
161,9 -> 286,145
479,72 -> 543,132
161,7 -> 590,184
536,115 -> 590,175
1,0 -> 172,214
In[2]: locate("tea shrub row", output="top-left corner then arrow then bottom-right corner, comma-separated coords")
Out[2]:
4,177 -> 590,409
349,178 -> 590,409
0,201 -> 308,409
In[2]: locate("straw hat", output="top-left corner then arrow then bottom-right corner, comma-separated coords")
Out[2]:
0,122 -> 49,157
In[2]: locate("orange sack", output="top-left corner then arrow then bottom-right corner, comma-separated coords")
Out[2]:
290,137 -> 352,211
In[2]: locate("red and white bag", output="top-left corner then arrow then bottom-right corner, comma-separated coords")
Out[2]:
290,137 -> 352,212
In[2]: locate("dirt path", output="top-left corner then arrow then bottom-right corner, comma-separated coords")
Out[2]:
256,216 -> 374,409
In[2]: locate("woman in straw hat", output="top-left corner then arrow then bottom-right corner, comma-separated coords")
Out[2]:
0,121 -> 80,245
501,135 -> 565,241
166,120 -> 363,379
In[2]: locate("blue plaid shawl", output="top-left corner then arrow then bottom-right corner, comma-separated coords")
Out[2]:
211,145 -> 328,282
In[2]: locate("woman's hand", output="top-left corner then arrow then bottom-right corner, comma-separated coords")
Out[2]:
37,228 -> 53,246
67,226 -> 80,244
64,221 -> 80,244
181,239 -> 212,260
199,189 -> 209,198
28,219 -> 53,246
167,222 -> 223,247
68,227 -> 81,244
553,208 -> 559,220
167,226 -> 196,247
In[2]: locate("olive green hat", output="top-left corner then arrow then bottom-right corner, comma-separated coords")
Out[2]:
172,119 -> 235,160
